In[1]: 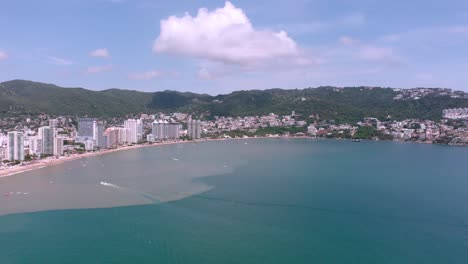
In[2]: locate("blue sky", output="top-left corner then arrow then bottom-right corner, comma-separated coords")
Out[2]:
0,0 -> 467,94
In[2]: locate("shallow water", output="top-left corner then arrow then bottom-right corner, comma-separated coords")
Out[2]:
1,139 -> 468,263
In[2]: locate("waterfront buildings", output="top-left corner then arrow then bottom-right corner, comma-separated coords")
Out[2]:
188,119 -> 202,139
77,118 -> 96,138
38,126 -> 55,156
54,137 -> 64,157
0,147 -> 6,161
124,119 -> 143,144
28,136 -> 40,156
7,131 -> 24,161
93,121 -> 107,149
152,120 -> 182,140
104,127 -> 129,148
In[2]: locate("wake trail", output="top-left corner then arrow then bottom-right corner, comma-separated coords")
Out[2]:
99,181 -> 160,203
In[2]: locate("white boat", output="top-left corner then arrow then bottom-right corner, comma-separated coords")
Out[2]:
100,181 -> 112,186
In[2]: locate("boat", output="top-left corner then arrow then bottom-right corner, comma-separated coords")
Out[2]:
100,181 -> 111,186
352,139 -> 361,142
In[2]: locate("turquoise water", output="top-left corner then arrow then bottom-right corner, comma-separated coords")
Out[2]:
1,139 -> 468,263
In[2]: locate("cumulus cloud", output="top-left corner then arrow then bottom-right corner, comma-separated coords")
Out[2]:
128,70 -> 177,80
90,48 -> 110,57
47,56 -> 73,66
86,64 -> 113,74
153,1 -> 305,66
0,51 -> 8,60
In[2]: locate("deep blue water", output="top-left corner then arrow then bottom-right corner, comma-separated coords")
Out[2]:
1,139 -> 468,263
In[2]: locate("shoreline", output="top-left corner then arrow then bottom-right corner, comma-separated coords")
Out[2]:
0,136 -> 459,179
0,140 -> 196,179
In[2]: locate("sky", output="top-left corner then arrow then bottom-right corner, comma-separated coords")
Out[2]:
0,0 -> 467,94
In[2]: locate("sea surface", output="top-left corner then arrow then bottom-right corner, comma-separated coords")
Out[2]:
1,139 -> 468,263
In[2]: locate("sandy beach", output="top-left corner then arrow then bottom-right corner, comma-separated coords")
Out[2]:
0,140 -> 194,178
0,136 -> 307,179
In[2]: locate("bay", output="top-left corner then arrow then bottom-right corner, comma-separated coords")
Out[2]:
1,139 -> 468,263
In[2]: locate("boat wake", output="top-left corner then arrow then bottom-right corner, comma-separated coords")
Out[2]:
99,181 -> 159,203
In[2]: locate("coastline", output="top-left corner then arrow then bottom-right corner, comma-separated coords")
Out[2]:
0,136 -> 264,179
0,140 -> 195,179
0,135 -> 456,179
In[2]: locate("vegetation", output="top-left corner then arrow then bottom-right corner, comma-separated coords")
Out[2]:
353,125 -> 394,140
2,80 -> 468,123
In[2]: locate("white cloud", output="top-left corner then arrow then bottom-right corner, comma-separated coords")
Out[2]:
153,1 -> 305,66
47,56 -> 73,66
0,51 -> 8,60
90,48 -> 110,57
86,64 -> 113,74
128,70 -> 177,80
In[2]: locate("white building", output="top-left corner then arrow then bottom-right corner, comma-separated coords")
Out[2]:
93,121 -> 107,149
152,120 -> 182,140
307,125 -> 318,136
0,147 -> 6,161
187,119 -> 202,139
54,137 -> 64,157
77,118 -> 96,138
443,108 -> 468,119
0,135 -> 6,146
84,140 -> 95,151
48,119 -> 59,129
7,131 -> 24,161
38,126 -> 55,156
124,119 -> 143,143
28,136 -> 40,156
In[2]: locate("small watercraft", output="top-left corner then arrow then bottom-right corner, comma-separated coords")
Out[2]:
352,139 -> 361,142
100,181 -> 111,186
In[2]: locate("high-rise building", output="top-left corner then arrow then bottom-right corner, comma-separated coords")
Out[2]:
78,118 -> 96,138
7,131 -> 24,161
124,119 -> 143,143
93,121 -> 107,149
38,126 -> 55,156
53,137 -> 64,157
152,120 -> 169,140
187,119 -> 202,139
28,136 -> 40,156
48,119 -> 59,129
0,147 -> 6,161
168,123 -> 181,139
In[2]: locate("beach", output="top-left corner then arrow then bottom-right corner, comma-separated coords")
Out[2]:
0,136 -> 309,179
0,140 -> 192,178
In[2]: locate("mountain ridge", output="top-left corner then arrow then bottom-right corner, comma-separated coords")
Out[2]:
1,79 -> 467,123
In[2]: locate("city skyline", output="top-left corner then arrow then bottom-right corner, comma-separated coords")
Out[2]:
1,0 -> 468,94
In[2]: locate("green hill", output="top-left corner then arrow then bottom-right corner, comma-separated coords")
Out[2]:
1,80 -> 467,123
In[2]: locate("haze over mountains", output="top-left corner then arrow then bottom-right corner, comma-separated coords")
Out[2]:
1,80 -> 467,123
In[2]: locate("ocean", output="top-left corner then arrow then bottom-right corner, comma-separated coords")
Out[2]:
1,139 -> 468,263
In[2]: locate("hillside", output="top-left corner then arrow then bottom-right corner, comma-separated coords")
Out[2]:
1,80 -> 468,123
0,80 -> 152,116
